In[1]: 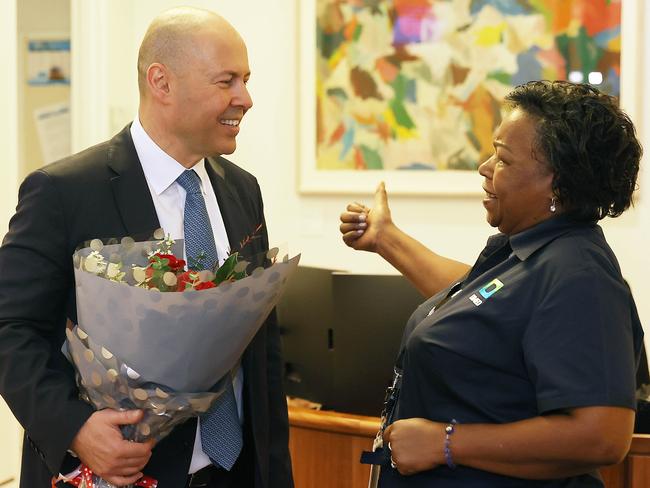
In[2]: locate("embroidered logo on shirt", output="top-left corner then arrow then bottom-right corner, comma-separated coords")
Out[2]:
468,294 -> 483,306
469,278 -> 504,307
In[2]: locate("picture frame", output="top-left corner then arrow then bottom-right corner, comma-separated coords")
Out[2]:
298,0 -> 641,196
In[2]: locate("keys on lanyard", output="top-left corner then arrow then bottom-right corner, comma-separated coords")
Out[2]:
360,366 -> 403,468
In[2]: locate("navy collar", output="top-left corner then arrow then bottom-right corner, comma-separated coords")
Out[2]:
508,215 -> 594,261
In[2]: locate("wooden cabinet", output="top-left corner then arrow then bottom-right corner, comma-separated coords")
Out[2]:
288,407 -> 379,488
288,407 -> 650,488
600,435 -> 650,488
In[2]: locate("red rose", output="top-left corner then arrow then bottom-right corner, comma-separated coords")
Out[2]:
154,253 -> 186,271
194,281 -> 216,290
176,271 -> 194,291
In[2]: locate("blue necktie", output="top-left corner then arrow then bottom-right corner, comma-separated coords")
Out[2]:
176,169 -> 243,470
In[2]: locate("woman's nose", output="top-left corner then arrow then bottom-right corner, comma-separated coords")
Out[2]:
478,155 -> 494,178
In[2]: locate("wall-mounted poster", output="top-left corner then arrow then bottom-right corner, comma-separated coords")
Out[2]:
27,39 -> 71,85
300,0 -> 626,194
34,103 -> 71,165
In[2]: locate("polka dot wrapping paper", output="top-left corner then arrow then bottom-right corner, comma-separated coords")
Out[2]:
56,235 -> 300,487
71,236 -> 299,391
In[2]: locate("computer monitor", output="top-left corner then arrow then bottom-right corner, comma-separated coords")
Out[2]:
278,266 -> 424,416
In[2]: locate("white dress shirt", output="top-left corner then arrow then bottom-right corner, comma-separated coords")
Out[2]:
130,117 -> 244,474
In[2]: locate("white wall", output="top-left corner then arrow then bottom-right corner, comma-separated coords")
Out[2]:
16,0 -> 71,177
2,1 -> 71,483
0,1 -> 19,234
0,0 -> 22,484
600,0 -> 650,335
86,0 -> 650,331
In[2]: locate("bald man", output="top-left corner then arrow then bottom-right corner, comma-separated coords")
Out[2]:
0,8 -> 293,488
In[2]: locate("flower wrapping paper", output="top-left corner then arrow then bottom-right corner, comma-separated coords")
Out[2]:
59,237 -> 300,487
71,238 -> 300,392
65,323 -> 225,442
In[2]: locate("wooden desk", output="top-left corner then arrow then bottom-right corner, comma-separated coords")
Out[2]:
288,407 -> 379,488
288,406 -> 650,488
600,434 -> 650,488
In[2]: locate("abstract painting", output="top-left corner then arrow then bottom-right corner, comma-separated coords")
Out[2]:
308,0 -> 622,188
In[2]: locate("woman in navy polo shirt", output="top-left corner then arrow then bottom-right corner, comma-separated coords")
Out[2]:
340,81 -> 643,487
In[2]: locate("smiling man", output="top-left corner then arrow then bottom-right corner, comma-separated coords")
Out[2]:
0,7 -> 293,488
137,9 -> 252,163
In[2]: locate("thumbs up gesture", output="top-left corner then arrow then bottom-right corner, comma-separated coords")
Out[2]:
339,182 -> 394,253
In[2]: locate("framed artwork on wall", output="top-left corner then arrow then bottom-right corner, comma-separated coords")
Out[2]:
299,0 -> 636,195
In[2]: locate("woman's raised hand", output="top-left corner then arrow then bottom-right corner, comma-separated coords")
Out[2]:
339,182 -> 393,253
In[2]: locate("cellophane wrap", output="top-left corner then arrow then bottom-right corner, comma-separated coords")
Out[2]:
59,237 -> 300,488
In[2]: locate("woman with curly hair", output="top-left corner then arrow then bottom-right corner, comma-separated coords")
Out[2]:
340,80 -> 644,487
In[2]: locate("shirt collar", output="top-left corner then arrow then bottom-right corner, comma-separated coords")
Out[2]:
508,215 -> 591,261
130,117 -> 208,195
191,159 -> 213,196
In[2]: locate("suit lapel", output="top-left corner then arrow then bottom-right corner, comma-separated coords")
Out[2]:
205,157 -> 250,254
106,125 -> 160,237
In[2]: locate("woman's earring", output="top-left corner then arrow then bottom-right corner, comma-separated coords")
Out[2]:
550,197 -> 557,213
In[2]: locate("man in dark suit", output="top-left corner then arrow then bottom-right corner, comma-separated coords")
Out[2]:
0,7 -> 293,488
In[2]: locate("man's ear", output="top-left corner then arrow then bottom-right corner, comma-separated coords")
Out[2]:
146,63 -> 172,103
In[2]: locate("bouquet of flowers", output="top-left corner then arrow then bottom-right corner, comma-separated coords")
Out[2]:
56,229 -> 300,488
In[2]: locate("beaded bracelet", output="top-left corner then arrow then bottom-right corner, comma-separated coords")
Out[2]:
443,419 -> 458,470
